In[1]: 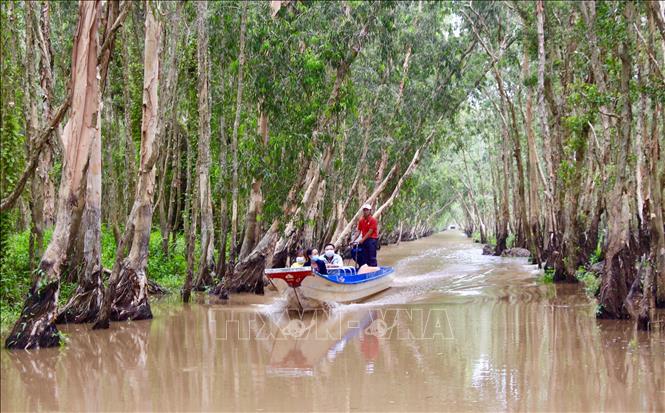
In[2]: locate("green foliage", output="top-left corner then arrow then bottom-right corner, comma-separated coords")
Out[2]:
590,238 -> 603,265
147,232 -> 187,291
541,268 -> 555,284
575,267 -> 601,298
0,230 -> 42,336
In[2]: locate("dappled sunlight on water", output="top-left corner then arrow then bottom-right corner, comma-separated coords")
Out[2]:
2,231 -> 664,412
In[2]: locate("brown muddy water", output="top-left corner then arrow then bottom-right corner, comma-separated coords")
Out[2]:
1,231 -> 664,412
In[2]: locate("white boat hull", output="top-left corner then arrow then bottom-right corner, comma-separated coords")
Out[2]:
299,272 -> 395,303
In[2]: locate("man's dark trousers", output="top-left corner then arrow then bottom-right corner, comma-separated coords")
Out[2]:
360,238 -> 378,267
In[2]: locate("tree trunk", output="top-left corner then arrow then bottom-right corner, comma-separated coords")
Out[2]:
536,0 -> 558,258
37,1 -> 57,227
239,110 -> 268,260
26,1 -> 44,271
522,39 -> 542,266
598,2 -> 636,319
194,0 -> 216,290
121,28 -> 137,216
164,128 -> 180,254
216,114 -> 229,279
157,4 -> 182,255
57,117 -> 103,324
27,0 -> 58,268
648,103 -> 664,308
6,0 -> 102,349
646,1 -> 665,42
104,94 -> 122,245
330,114 -> 371,241
94,3 -> 161,328
495,124 -> 510,256
646,7 -> 665,308
333,162 -> 399,249
559,124 -> 589,281
219,169 -> 306,296
230,1 -> 248,267
182,130 -> 198,303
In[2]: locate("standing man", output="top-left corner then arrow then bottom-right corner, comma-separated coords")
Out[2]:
354,203 -> 379,267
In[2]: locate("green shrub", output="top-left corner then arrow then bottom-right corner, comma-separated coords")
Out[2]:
541,268 -> 555,284
575,266 -> 600,298
147,231 -> 187,291
0,230 -> 55,335
589,238 -> 603,264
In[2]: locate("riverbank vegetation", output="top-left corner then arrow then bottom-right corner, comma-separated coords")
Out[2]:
0,0 -> 663,348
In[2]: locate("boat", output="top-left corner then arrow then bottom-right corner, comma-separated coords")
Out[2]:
265,265 -> 395,305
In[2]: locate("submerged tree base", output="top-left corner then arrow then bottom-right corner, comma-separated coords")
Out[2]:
223,256 -> 266,295
5,281 -> 61,350
56,281 -> 103,324
98,267 -> 153,327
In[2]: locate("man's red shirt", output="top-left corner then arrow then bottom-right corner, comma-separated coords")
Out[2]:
358,215 -> 379,239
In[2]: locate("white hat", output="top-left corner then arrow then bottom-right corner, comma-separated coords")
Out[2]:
362,203 -> 372,210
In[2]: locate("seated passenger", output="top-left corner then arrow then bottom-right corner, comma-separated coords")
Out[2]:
321,243 -> 343,267
303,248 -> 314,267
290,249 -> 306,268
306,249 -> 327,275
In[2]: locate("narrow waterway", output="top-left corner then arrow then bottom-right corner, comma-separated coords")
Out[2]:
1,231 -> 664,412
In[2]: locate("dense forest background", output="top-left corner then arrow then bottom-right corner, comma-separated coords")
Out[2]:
0,0 -> 663,349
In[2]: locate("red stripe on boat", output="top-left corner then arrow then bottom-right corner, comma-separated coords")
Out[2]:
265,267 -> 313,288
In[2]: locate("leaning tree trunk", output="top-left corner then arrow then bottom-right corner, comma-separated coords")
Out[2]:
272,24 -> 369,266
216,165 -> 307,296
5,0 -> 102,349
374,131 -> 436,221
193,0 -> 216,290
94,3 -> 161,328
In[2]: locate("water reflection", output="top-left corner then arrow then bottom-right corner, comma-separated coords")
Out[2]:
2,232 -> 664,412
